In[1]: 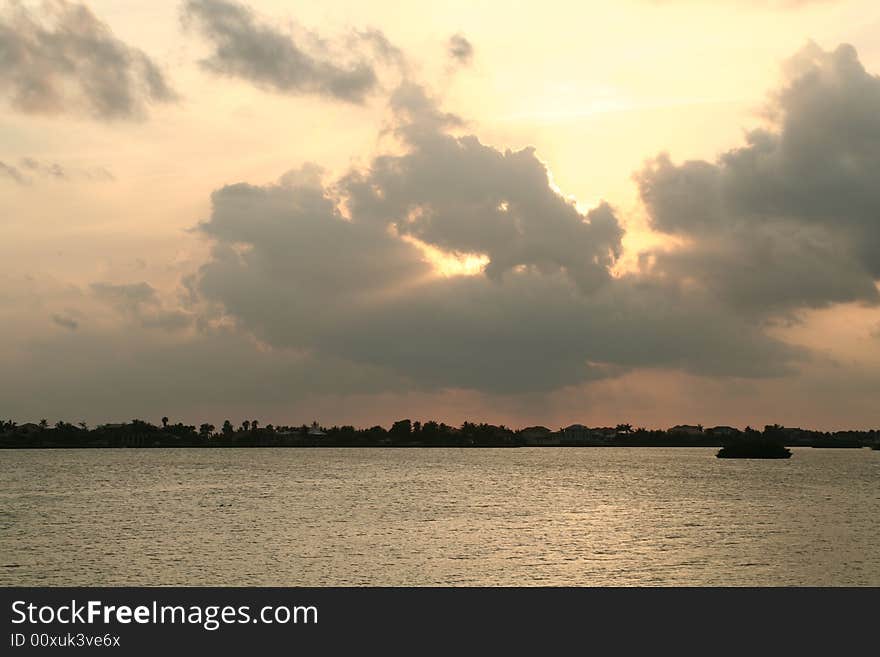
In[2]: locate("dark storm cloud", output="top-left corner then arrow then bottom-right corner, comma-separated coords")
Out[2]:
314,273 -> 801,391
343,91 -> 623,292
0,0 -> 175,120
192,84 -> 801,393
448,34 -> 473,65
183,0 -> 386,103
636,42 -> 880,314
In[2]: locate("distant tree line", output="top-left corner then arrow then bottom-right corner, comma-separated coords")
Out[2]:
1,418 -> 878,449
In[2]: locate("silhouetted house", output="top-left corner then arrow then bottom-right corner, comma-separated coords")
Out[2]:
16,423 -> 42,434
706,426 -> 740,438
96,423 -> 156,447
519,426 -> 560,446
764,425 -> 816,445
668,424 -> 703,436
591,427 -> 618,443
561,424 -> 591,444
307,422 -> 326,437
117,433 -> 150,447
273,429 -> 306,446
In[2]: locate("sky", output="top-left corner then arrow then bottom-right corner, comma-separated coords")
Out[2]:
1,0 -> 879,430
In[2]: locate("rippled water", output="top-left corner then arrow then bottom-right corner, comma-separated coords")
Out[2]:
1,448 -> 878,586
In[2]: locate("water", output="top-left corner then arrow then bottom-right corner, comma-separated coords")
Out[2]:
1,448 -> 878,586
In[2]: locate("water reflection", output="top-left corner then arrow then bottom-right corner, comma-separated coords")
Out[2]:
1,448 -> 878,585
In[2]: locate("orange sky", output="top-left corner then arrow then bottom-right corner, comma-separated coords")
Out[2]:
1,0 -> 879,430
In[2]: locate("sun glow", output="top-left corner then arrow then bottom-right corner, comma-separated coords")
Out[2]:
399,234 -> 489,277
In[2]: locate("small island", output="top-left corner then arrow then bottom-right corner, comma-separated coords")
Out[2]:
716,433 -> 793,459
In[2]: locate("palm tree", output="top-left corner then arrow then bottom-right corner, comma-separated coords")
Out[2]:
242,420 -> 251,432
161,416 -> 169,429
251,419 -> 259,430
39,419 -> 48,430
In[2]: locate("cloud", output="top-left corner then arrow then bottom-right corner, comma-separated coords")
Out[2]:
636,42 -> 880,315
448,34 -> 473,65
0,160 -> 27,184
343,90 -> 623,293
183,0 -> 392,103
0,0 -> 175,120
91,281 -> 157,307
20,157 -> 66,179
91,281 -> 192,331
51,313 -> 78,330
0,157 -> 115,184
354,28 -> 407,70
81,166 -> 115,182
192,84 -> 801,394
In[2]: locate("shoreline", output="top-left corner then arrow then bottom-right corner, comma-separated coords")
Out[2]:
1,443 -> 875,450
